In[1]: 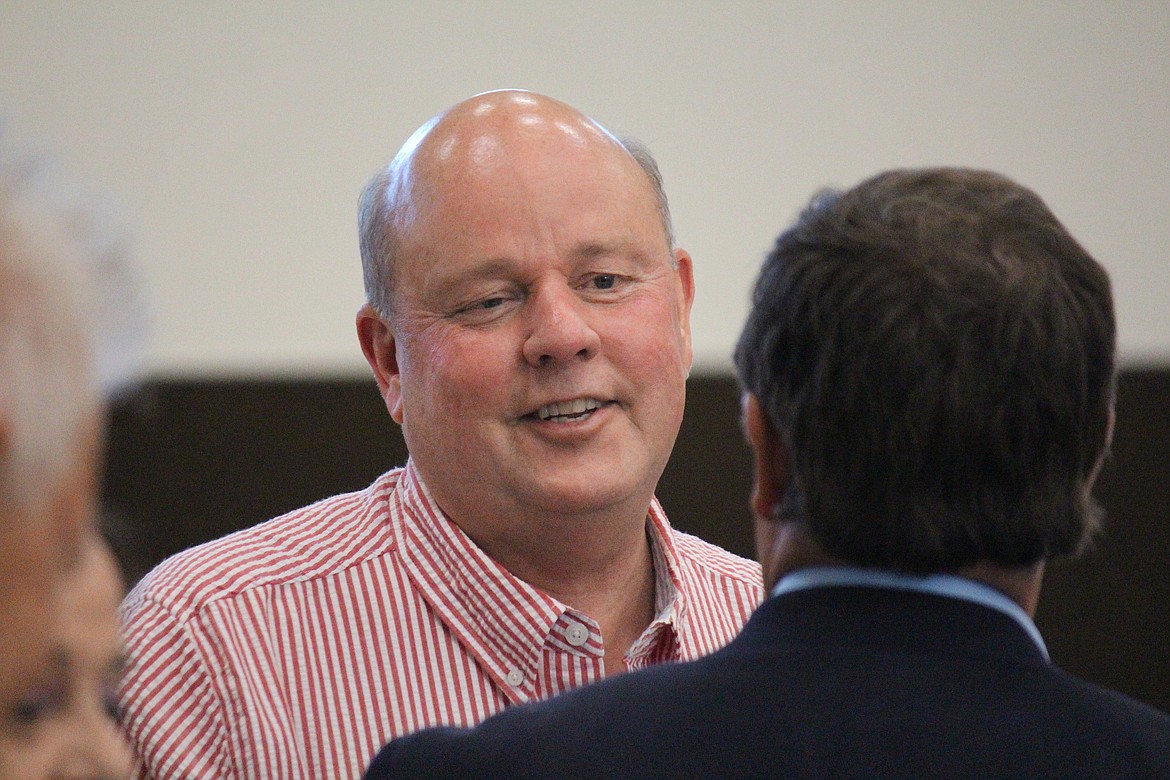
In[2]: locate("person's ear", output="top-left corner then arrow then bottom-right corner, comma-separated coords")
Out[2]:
742,392 -> 798,591
672,248 -> 696,369
741,392 -> 788,523
356,304 -> 404,424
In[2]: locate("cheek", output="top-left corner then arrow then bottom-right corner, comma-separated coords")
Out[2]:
403,332 -> 513,421
0,737 -> 53,777
607,301 -> 691,385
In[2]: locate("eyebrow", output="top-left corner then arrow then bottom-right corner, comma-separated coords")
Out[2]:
572,241 -> 642,261
574,242 -> 612,260
455,245 -> 627,271
455,259 -> 514,279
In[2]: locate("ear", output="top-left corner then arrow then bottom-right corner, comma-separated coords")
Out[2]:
672,248 -> 696,368
741,392 -> 788,524
742,392 -> 799,591
356,304 -> 405,424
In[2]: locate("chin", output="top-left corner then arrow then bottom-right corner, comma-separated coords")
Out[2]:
529,474 -> 650,518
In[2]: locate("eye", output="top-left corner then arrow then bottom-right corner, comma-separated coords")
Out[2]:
589,274 -> 617,290
452,295 -> 505,316
8,685 -> 64,727
450,291 -> 518,324
103,694 -> 123,724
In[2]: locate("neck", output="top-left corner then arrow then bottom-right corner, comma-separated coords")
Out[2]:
455,503 -> 658,677
764,523 -> 1047,616
955,560 -> 1046,616
540,532 -> 657,677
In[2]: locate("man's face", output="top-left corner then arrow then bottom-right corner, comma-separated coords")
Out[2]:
373,125 -> 693,535
0,534 -> 130,779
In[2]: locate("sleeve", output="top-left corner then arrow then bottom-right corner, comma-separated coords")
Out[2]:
119,591 -> 233,780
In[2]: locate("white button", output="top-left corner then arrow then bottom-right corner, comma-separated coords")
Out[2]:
565,623 -> 590,647
505,668 -> 524,687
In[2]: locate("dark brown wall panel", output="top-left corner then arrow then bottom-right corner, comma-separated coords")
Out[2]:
1033,368 -> 1170,713
102,370 -> 1169,713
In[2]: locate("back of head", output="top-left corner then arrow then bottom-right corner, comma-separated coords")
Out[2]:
735,168 -> 1116,573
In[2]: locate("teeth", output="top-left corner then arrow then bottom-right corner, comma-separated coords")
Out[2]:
537,398 -> 602,421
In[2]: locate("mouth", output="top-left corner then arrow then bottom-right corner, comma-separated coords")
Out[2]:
532,397 -> 606,423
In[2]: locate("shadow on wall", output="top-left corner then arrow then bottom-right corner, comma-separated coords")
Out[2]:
102,371 -> 1169,713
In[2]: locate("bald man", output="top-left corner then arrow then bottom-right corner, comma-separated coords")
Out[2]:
118,91 -> 762,780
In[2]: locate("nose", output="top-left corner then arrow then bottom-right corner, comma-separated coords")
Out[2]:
521,281 -> 601,367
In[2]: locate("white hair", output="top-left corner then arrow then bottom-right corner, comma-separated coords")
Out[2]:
0,126 -> 142,521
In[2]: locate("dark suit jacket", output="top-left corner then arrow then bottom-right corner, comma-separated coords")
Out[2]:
364,586 -> 1170,779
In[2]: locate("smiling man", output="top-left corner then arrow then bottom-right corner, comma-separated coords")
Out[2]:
117,91 -> 762,780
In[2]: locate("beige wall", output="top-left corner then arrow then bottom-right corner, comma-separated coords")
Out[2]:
2,1 -> 1167,375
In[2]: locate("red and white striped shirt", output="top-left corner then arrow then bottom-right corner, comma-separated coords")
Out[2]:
118,462 -> 763,780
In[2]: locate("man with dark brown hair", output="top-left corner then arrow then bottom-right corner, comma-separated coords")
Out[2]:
366,168 -> 1170,779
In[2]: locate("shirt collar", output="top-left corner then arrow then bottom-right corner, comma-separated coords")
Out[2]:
773,566 -> 1049,660
394,460 -> 685,696
639,499 -> 686,650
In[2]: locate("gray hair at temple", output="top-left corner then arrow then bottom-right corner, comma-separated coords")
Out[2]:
357,131 -> 675,319
0,128 -> 144,521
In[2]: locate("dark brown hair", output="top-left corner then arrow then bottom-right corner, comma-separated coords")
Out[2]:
735,168 -> 1116,572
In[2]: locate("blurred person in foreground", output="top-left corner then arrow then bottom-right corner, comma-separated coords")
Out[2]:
365,167 -> 1170,778
0,531 -> 132,778
118,90 -> 762,780
0,126 -> 142,779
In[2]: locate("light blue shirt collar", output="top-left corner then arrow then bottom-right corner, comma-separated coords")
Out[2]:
772,566 -> 1049,661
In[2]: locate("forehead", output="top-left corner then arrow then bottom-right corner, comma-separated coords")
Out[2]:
402,135 -> 663,269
